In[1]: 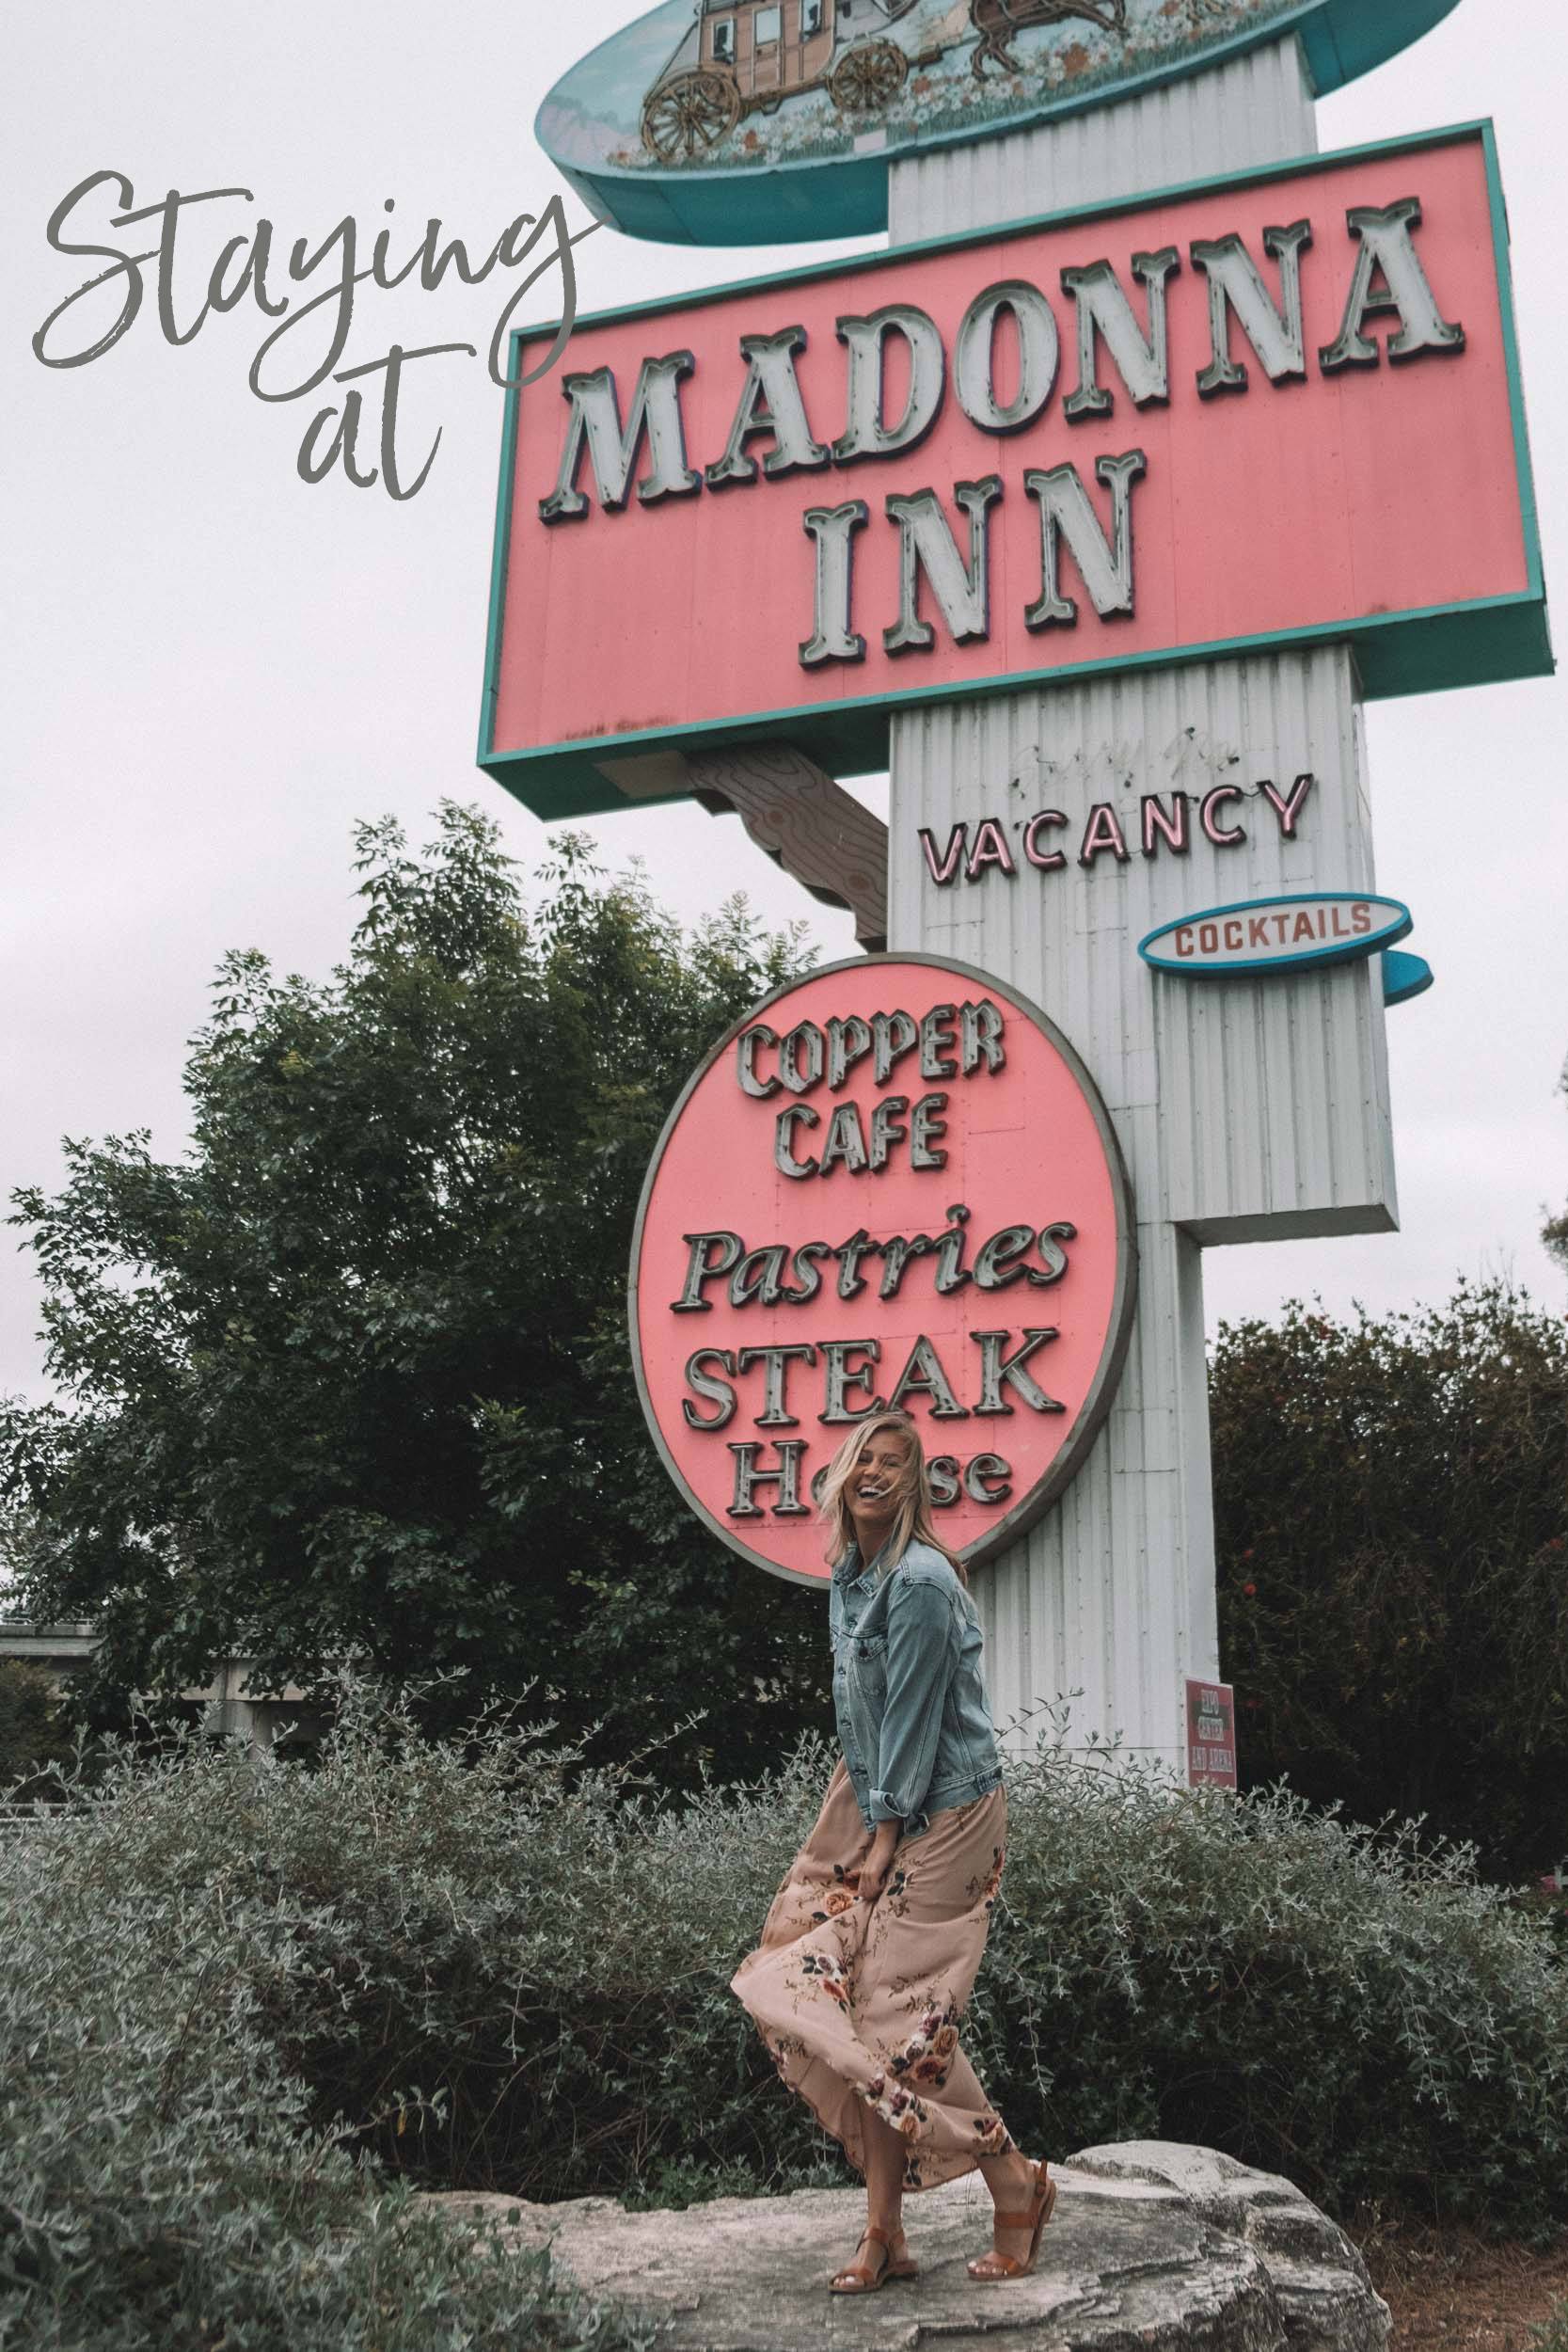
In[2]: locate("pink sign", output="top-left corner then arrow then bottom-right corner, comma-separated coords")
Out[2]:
483,124 -> 1546,819
629,955 -> 1136,1585
1186,1679 -> 1239,1788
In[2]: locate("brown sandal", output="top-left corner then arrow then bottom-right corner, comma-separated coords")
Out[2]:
967,2158 -> 1058,2281
829,2222 -> 919,2294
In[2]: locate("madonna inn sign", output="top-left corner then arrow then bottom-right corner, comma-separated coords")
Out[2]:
482,3 -> 1553,1772
630,956 -> 1135,1581
480,122 -> 1545,818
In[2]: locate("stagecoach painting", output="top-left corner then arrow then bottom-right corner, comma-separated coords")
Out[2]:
536,0 -> 1463,246
641,0 -> 1135,160
641,0 -> 917,163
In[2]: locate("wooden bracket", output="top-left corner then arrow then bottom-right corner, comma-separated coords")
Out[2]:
688,742 -> 889,952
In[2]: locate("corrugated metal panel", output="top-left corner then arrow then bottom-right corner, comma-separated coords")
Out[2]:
886,644 -> 1391,1762
887,653 -> 1396,1240
887,34 -> 1318,246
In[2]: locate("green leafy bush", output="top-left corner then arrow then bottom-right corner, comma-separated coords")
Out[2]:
3,1686 -> 1563,2349
1212,1284 -> 1568,1875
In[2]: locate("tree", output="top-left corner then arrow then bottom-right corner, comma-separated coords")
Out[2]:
1211,1284 -> 1568,1876
1544,1055 -> 1568,1276
1,806 -> 831,1780
0,1658 -> 72,1788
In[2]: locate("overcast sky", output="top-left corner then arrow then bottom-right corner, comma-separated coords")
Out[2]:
4,0 -> 1563,1407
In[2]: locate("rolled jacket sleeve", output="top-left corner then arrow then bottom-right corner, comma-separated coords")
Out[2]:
870,1576 -> 959,1835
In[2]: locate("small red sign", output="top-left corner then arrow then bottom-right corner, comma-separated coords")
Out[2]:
630,954 -> 1136,1584
1186,1679 -> 1238,1788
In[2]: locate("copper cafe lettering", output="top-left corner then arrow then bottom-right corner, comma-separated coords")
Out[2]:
672,991 -> 1076,1515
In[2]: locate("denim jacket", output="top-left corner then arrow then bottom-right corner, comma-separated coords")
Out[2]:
830,1536 -> 1005,1841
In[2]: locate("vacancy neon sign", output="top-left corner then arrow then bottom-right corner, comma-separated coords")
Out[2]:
482,123 -> 1546,818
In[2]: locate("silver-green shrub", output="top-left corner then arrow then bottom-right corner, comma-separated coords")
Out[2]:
962,1733 -> 1568,2235
0,1710 -> 657,2351
2,1688 -> 1564,2352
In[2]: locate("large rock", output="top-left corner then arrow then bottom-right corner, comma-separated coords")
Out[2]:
437,2139 -> 1389,2351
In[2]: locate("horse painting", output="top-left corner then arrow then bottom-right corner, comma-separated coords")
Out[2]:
969,0 -> 1130,79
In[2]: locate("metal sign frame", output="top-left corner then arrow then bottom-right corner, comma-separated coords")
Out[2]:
1382,948 -> 1435,1006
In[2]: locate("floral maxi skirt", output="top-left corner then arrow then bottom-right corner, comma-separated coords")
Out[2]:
729,1756 -> 1013,2192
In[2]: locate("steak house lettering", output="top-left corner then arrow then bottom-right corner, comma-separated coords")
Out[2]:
670,995 -> 1078,1521
539,199 -> 1463,662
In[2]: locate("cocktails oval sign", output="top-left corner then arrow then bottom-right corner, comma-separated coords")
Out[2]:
539,0 -> 1463,246
630,953 -> 1137,1585
1139,893 -> 1412,978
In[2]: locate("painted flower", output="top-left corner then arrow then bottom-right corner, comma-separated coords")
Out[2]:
911,2056 -> 947,2085
824,1889 -> 856,1916
897,2110 -> 922,2139
934,2024 -> 958,2058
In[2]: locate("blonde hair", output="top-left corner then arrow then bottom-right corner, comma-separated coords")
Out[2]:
817,1411 -> 969,1587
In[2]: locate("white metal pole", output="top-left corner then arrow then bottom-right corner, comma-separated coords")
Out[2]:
885,38 -> 1398,1772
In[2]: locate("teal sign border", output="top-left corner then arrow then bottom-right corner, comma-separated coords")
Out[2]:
542,0 -> 1465,248
1382,948 -> 1435,1006
1137,893 -> 1414,978
479,122 -> 1551,824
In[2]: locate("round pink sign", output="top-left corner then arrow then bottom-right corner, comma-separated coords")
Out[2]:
630,954 -> 1136,1585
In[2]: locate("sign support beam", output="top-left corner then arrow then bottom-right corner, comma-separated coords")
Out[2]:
690,743 -> 890,951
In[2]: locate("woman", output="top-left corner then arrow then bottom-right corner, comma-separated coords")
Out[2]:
730,1410 -> 1055,2294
